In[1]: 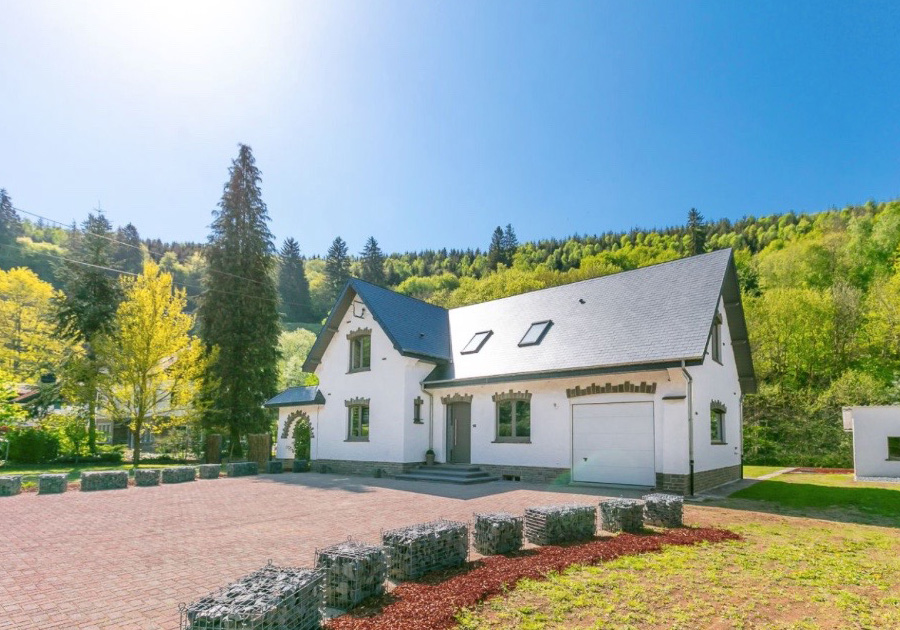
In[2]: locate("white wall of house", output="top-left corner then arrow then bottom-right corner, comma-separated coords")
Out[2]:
844,406 -> 900,478
686,297 -> 743,474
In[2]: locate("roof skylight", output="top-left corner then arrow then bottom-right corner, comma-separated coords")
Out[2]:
519,320 -> 553,347
461,330 -> 492,354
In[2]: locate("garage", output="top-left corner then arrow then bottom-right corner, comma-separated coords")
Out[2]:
571,401 -> 656,486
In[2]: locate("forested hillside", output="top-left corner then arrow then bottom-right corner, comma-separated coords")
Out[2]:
4,182 -> 900,466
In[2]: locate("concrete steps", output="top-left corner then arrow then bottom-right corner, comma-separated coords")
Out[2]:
394,463 -> 499,485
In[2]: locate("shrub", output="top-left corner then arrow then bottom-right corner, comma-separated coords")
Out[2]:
7,428 -> 60,464
54,451 -> 123,465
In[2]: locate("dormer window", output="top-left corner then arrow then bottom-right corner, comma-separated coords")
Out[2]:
519,320 -> 552,347
711,314 -> 722,364
462,330 -> 492,354
348,330 -> 371,372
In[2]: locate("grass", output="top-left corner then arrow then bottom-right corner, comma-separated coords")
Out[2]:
731,473 -> 900,524
456,518 -> 900,629
742,465 -> 790,478
0,461 -> 194,482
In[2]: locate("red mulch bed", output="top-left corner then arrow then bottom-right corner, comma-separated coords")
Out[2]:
788,467 -> 854,474
327,527 -> 740,630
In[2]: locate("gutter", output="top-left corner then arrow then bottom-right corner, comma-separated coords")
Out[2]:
681,361 -> 695,496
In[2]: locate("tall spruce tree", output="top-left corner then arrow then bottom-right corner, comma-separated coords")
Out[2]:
359,236 -> 386,286
55,211 -> 122,454
687,208 -> 707,256
114,223 -> 145,274
278,237 -> 313,322
502,223 -> 518,265
487,226 -> 505,270
199,144 -> 280,456
324,236 -> 351,300
0,189 -> 22,269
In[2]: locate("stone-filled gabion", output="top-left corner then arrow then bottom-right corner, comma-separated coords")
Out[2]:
180,563 -> 324,630
162,466 -> 196,484
382,520 -> 469,581
81,470 -> 128,491
641,493 -> 684,528
266,460 -> 283,474
293,460 -> 308,473
227,461 -> 259,477
38,473 -> 68,495
135,469 -> 161,487
197,464 -> 221,480
315,540 -> 388,609
473,512 -> 524,555
524,504 -> 596,545
0,475 -> 22,497
599,498 -> 646,533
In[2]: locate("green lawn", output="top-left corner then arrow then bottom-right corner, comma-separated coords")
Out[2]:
0,462 -> 195,482
731,472 -> 900,524
456,518 -> 900,629
742,465 -> 791,478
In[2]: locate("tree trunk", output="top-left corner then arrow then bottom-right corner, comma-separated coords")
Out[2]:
229,425 -> 242,458
132,417 -> 142,467
88,395 -> 97,455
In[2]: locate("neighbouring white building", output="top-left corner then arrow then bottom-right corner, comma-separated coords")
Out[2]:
842,406 -> 900,479
266,249 -> 757,494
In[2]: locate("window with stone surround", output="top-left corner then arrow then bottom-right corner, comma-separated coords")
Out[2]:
346,398 -> 370,441
711,400 -> 726,444
493,390 -> 531,443
348,329 -> 371,372
413,397 -> 423,424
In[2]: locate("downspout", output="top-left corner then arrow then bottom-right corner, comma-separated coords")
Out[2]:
681,361 -> 694,496
739,394 -> 744,480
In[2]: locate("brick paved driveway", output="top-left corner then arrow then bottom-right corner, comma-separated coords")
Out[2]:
0,473 -> 645,630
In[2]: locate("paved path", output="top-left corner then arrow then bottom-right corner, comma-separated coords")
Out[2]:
0,473 -> 645,630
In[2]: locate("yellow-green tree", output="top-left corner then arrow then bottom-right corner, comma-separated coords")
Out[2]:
96,261 -> 206,466
0,267 -> 66,381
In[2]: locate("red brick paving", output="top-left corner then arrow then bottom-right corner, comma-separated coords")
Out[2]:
0,473 -> 644,630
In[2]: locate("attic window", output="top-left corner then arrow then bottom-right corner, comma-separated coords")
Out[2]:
462,330 -> 492,354
519,320 -> 552,347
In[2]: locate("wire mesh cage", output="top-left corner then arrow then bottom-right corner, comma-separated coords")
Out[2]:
314,540 -> 388,610
598,498 -> 646,533
179,562 -> 324,630
524,504 -> 596,545
641,493 -> 683,528
472,512 -> 524,555
382,520 -> 469,581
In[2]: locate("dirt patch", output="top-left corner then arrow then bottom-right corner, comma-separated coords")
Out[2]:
327,527 -> 740,630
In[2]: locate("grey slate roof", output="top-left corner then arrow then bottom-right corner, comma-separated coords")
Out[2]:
427,248 -> 755,392
299,249 -> 756,394
302,278 -> 451,372
264,386 -> 325,408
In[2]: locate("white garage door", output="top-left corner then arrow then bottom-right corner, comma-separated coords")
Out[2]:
572,402 -> 655,486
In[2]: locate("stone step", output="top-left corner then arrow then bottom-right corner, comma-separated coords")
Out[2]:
393,471 -> 500,485
408,466 -> 493,479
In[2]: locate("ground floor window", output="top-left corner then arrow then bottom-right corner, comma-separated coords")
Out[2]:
888,436 -> 900,460
710,401 -> 726,444
348,404 -> 370,441
496,399 -> 531,442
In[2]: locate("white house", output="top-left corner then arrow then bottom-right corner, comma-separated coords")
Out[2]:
842,406 -> 900,479
266,248 -> 756,494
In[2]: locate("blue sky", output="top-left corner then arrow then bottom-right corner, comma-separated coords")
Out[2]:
2,1 -> 899,255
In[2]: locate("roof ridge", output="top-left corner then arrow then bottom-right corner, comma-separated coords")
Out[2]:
448,248 -> 733,312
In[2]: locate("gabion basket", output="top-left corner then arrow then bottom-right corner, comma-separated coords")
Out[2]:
599,498 -> 646,533
524,504 -> 596,545
641,493 -> 684,528
473,512 -> 524,555
315,540 -> 388,610
382,520 -> 469,581
179,563 -> 324,630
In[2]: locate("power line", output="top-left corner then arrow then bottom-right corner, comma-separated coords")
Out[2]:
0,242 -> 299,309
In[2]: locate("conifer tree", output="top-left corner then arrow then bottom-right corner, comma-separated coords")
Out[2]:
359,236 -> 386,286
198,144 -> 280,456
278,237 -> 313,322
324,236 -> 351,300
487,226 -> 505,270
55,211 -> 122,453
687,208 -> 707,256
502,223 -> 518,265
0,189 -> 22,269
114,223 -> 145,275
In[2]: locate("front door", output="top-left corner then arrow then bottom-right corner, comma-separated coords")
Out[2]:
448,402 -> 471,463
